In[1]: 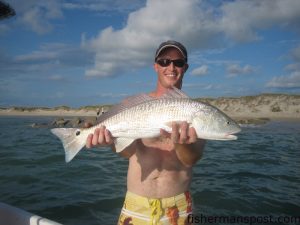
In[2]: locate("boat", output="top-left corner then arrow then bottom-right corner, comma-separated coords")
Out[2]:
0,202 -> 62,225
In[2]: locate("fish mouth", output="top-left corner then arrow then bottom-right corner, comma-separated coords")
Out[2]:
203,132 -> 239,141
224,128 -> 241,140
225,134 -> 238,140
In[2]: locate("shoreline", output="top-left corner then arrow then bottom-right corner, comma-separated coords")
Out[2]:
0,109 -> 300,124
0,109 -> 99,117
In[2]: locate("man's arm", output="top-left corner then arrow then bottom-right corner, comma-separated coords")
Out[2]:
175,140 -> 205,167
161,122 -> 205,167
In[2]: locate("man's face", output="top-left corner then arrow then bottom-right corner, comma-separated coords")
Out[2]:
154,48 -> 188,89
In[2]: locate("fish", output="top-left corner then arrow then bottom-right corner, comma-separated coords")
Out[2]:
51,88 -> 241,162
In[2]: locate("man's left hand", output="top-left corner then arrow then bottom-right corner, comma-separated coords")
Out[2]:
160,121 -> 197,144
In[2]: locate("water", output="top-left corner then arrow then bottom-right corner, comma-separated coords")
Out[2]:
0,117 -> 299,225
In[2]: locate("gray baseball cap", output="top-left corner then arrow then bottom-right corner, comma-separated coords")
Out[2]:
155,40 -> 188,62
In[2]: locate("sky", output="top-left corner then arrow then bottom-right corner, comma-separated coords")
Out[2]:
0,0 -> 300,107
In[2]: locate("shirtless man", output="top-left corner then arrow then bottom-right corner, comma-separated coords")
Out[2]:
86,40 -> 205,225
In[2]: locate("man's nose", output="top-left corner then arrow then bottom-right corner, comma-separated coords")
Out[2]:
169,61 -> 176,70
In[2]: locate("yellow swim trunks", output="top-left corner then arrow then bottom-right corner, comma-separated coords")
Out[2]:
118,191 -> 193,225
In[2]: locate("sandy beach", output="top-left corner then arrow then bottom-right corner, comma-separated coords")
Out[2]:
199,93 -> 300,122
1,94 -> 299,122
0,108 -> 99,117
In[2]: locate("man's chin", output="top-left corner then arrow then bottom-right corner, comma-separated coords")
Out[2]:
165,76 -> 179,83
165,82 -> 180,89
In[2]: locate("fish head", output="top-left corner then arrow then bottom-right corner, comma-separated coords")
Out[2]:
192,105 -> 241,140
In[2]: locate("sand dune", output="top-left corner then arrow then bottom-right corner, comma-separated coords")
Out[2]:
198,93 -> 300,120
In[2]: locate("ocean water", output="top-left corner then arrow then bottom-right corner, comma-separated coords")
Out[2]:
0,116 -> 299,225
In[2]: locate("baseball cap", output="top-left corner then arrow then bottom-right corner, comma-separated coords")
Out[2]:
155,40 -> 188,62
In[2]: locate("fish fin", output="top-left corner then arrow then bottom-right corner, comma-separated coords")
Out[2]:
51,128 -> 86,162
97,94 -> 154,123
161,87 -> 190,99
114,137 -> 135,153
122,94 -> 154,105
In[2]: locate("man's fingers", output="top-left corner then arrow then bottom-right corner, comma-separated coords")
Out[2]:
179,122 -> 188,144
98,126 -> 105,144
188,127 -> 197,143
86,134 -> 93,149
92,128 -> 100,146
87,126 -> 113,148
171,122 -> 180,143
104,129 -> 113,144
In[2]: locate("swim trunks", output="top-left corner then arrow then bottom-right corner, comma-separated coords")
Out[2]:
118,191 -> 193,225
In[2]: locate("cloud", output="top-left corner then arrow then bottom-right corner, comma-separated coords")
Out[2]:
285,45 -> 300,72
191,65 -> 209,76
5,0 -> 300,39
83,0 -> 219,77
84,0 -> 300,78
62,0 -> 145,13
97,92 -> 129,98
0,43 -> 93,77
4,0 -> 145,35
285,63 -> 300,71
0,24 -> 10,35
183,83 -> 215,90
8,0 -> 63,34
290,45 -> 300,62
48,75 -> 66,81
4,0 -> 300,78
226,64 -> 254,77
219,0 -> 300,42
286,45 -> 300,71
266,71 -> 300,88
268,44 -> 300,89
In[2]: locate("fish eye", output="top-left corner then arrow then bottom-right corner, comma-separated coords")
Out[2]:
226,121 -> 230,125
76,130 -> 81,136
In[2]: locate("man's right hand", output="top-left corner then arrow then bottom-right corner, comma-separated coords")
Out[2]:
85,125 -> 114,148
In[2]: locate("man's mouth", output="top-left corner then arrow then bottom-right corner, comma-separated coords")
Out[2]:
166,73 -> 177,77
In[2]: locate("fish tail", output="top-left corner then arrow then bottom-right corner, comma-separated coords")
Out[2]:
51,128 -> 86,163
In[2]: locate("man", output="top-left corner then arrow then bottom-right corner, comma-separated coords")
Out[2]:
86,40 -> 205,225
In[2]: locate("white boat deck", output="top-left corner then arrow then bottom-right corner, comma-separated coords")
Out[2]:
0,202 -> 62,225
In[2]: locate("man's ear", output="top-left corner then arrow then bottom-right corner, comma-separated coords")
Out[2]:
154,63 -> 159,73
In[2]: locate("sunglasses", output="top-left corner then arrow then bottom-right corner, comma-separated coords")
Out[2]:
156,58 -> 186,68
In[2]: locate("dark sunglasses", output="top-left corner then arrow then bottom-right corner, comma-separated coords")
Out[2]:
156,58 -> 186,68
